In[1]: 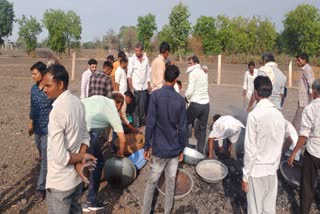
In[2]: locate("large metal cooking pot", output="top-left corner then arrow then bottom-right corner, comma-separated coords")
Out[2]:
280,160 -> 302,188
196,160 -> 228,184
157,168 -> 193,200
183,147 -> 205,165
104,157 -> 137,188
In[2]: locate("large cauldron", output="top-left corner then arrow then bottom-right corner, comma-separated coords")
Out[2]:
104,157 -> 137,188
157,168 -> 193,200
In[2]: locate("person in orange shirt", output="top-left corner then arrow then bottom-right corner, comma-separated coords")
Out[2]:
111,51 -> 127,90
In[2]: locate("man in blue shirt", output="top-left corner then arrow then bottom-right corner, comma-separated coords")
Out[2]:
142,65 -> 187,214
28,61 -> 53,203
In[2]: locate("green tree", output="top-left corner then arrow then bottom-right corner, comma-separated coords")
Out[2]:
65,11 -> 82,56
282,4 -> 320,56
169,2 -> 191,61
43,9 -> 82,56
255,18 -> 277,53
18,15 -> 42,56
193,16 -> 220,55
0,0 -> 14,44
215,15 -> 277,55
216,15 -> 249,55
158,25 -> 177,53
137,13 -> 157,51
159,25 -> 176,52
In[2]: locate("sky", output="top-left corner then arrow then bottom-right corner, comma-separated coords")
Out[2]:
7,0 -> 320,43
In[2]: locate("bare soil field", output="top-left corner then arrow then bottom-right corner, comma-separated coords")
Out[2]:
0,56 -> 319,214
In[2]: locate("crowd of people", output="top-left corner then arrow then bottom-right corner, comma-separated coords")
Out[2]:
27,40 -> 320,214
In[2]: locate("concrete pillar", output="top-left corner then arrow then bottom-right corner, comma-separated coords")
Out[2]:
217,55 -> 222,85
288,60 -> 292,88
71,52 -> 76,81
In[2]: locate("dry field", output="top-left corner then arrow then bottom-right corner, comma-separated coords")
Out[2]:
0,55 -> 319,214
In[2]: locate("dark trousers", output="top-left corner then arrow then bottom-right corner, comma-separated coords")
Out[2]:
300,150 -> 320,214
186,102 -> 210,154
133,90 -> 147,128
87,129 -> 106,205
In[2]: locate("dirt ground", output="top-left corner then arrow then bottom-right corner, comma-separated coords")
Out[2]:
0,56 -> 319,214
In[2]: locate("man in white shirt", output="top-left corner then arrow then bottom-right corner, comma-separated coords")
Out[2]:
42,64 -> 96,214
207,114 -> 245,159
185,55 -> 210,155
80,59 -> 97,99
127,43 -> 151,128
242,76 -> 287,214
288,79 -> 320,214
115,57 -> 128,94
242,61 -> 258,101
247,53 -> 286,111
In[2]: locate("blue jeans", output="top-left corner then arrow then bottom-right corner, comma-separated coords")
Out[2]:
87,129 -> 106,205
46,183 -> 83,214
34,134 -> 47,191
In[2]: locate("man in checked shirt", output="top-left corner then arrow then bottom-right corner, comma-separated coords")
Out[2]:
88,60 -> 114,98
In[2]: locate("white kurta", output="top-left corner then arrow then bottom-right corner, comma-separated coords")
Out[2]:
209,115 -> 245,144
243,69 -> 258,100
243,98 -> 286,181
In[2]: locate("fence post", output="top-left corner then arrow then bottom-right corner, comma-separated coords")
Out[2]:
288,60 -> 292,88
71,52 -> 76,81
217,55 -> 221,85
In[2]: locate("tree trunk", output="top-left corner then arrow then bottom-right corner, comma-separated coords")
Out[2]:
178,47 -> 182,62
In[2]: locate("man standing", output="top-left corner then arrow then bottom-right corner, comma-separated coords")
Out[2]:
185,55 -> 210,154
127,43 -> 151,128
81,93 -> 126,212
288,79 -> 320,214
81,59 -> 97,99
42,64 -> 96,214
143,65 -> 187,214
111,51 -> 127,90
292,53 -> 314,132
247,53 -> 286,111
28,61 -> 53,203
150,42 -> 170,91
242,61 -> 258,101
242,76 -> 287,214
114,57 -> 129,94
88,61 -> 113,98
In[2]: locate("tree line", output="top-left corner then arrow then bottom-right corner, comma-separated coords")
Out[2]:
0,0 -> 319,57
